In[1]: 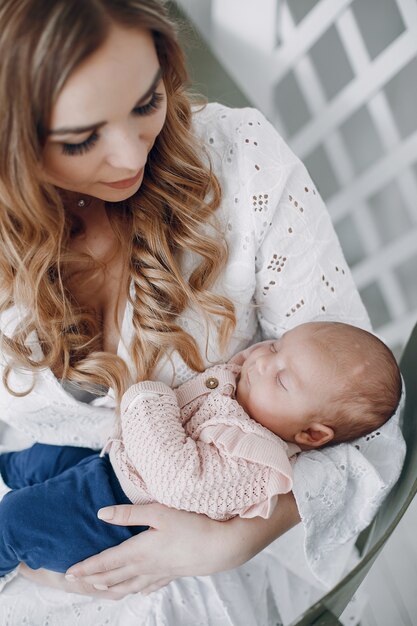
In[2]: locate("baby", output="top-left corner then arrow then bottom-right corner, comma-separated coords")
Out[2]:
0,321 -> 401,579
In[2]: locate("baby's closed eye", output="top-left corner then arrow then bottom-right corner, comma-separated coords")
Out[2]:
276,374 -> 287,390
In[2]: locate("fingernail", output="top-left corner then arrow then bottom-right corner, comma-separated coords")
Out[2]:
65,574 -> 77,582
93,583 -> 109,591
98,507 -> 114,521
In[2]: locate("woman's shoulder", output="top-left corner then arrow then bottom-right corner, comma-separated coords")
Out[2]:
192,102 -> 301,186
192,102 -> 284,145
192,101 -> 255,126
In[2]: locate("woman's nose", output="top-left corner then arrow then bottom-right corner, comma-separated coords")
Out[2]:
105,126 -> 147,173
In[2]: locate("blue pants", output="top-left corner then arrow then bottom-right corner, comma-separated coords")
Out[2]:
0,444 -> 148,576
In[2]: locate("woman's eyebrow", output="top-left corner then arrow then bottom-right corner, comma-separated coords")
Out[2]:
48,67 -> 163,137
48,120 -> 107,137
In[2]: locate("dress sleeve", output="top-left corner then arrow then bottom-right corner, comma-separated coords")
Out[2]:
243,111 -> 371,336
237,108 -> 406,586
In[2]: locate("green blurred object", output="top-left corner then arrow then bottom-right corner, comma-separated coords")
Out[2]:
290,322 -> 417,625
168,1 -> 250,108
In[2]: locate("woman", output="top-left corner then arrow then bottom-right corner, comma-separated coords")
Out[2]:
0,0 -> 405,624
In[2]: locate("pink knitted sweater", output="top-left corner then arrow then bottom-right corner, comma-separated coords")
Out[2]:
103,363 -> 300,520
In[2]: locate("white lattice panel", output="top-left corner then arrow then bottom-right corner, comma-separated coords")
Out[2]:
176,0 -> 417,356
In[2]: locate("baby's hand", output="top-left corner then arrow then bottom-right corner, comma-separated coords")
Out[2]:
229,350 -> 246,366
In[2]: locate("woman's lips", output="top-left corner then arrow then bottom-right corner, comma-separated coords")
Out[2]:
101,168 -> 143,189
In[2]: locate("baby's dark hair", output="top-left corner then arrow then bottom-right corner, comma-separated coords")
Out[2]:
310,322 -> 402,444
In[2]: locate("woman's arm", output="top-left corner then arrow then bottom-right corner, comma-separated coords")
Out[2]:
44,494 -> 299,597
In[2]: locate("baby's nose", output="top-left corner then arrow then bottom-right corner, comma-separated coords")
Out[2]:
256,354 -> 272,375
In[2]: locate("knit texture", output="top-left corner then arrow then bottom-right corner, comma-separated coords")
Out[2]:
107,363 -> 299,519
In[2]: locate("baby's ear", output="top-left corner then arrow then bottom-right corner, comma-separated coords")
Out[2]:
294,423 -> 334,448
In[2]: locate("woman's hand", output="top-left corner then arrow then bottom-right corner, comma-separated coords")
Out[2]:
64,495 -> 300,598
18,563 -> 114,598
64,503 -> 236,597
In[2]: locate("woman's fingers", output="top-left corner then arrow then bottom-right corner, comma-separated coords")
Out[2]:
66,535 -> 144,577
66,569 -> 173,597
65,569 -> 172,599
79,564 -> 138,589
66,504 -> 171,579
19,564 -> 112,598
97,504 -> 139,525
105,575 -> 173,596
97,502 -> 167,527
66,503 -> 225,590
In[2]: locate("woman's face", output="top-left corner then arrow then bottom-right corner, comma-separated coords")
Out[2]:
42,24 -> 167,202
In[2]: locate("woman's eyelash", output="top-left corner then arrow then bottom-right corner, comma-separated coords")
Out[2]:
61,91 -> 164,156
62,131 -> 99,156
133,91 -> 164,116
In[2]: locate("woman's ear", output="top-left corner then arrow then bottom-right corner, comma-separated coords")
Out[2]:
294,423 -> 334,448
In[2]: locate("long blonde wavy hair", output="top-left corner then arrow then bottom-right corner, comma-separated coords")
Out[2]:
0,0 -> 236,404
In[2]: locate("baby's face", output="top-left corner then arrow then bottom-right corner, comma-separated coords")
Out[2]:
236,324 -> 334,441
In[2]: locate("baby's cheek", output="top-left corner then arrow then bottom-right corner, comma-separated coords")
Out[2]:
246,392 -> 265,422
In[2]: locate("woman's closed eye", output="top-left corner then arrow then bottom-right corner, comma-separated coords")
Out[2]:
132,90 -> 164,116
62,131 -> 99,156
61,90 -> 165,156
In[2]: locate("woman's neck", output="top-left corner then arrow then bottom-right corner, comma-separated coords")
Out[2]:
60,191 -> 104,222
